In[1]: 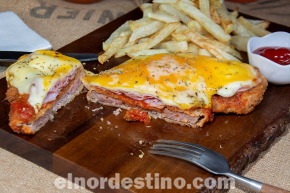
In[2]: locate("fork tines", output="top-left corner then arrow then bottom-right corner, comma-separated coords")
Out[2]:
149,140 -> 205,161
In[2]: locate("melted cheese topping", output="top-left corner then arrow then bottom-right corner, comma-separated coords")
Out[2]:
82,54 -> 257,109
6,50 -> 82,112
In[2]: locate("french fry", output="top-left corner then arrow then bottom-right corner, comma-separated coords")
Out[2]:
209,0 -> 222,7
159,41 -> 188,53
215,4 -> 234,34
187,43 -> 199,55
218,49 -> 240,61
122,39 -> 138,49
140,3 -> 153,18
256,20 -> 271,29
199,0 -> 211,18
230,15 -> 256,37
178,1 -> 231,43
247,19 -> 271,29
171,24 -> 189,41
185,30 -> 220,56
174,24 -> 188,33
129,21 -> 164,42
210,6 -> 221,24
199,49 -> 212,57
126,49 -> 170,58
203,33 -> 216,40
230,10 -> 238,19
144,22 -> 182,49
152,2 -> 160,12
238,16 -> 271,37
233,22 -> 256,37
129,17 -> 154,31
187,20 -> 208,35
138,37 -> 150,44
159,3 -> 191,24
115,42 -> 147,58
230,36 -> 250,52
98,31 -> 131,64
180,0 -> 196,5
140,3 -> 152,12
103,21 -> 130,51
185,30 -> 240,61
159,35 -> 174,43
171,31 -> 190,42
116,22 -> 181,57
204,38 -> 242,59
148,12 -> 180,23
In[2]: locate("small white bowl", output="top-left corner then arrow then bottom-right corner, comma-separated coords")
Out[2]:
247,31 -> 290,85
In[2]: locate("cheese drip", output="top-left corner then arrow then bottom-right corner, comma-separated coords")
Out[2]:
6,50 -> 82,112
82,54 -> 257,109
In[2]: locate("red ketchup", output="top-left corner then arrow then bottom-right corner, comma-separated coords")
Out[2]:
253,46 -> 290,66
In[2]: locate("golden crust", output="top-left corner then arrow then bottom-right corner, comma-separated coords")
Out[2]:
5,85 -> 19,103
211,69 -> 268,114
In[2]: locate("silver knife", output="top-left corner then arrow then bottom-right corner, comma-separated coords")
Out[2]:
0,51 -> 99,62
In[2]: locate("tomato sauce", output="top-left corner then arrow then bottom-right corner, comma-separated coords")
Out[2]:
11,101 -> 35,123
253,46 -> 290,66
124,108 -> 151,125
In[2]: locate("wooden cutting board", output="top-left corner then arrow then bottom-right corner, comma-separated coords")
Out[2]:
0,7 -> 289,193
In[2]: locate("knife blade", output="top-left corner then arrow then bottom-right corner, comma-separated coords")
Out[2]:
0,51 -> 99,62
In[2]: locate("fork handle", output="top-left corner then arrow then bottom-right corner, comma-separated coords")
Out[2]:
226,172 -> 262,192
226,172 -> 290,193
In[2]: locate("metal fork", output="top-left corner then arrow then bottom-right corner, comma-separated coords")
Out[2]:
149,140 -> 289,193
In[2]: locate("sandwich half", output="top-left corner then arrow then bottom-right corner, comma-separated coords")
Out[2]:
82,54 -> 267,128
6,50 -> 85,134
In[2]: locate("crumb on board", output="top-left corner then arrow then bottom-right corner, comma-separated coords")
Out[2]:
107,121 -> 111,125
139,140 -> 144,145
100,117 -> 104,121
92,106 -> 103,112
139,150 -> 144,158
113,108 -> 122,116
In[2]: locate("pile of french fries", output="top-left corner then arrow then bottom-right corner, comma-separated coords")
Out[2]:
98,0 -> 271,64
